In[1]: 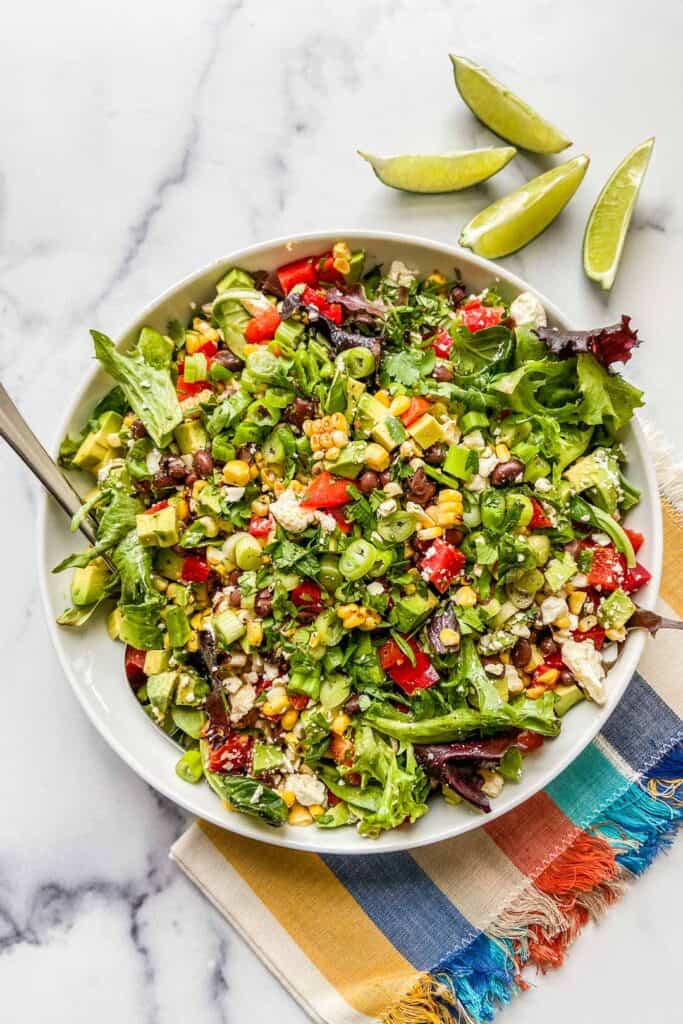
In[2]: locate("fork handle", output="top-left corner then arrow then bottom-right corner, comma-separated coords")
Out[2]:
0,382 -> 97,545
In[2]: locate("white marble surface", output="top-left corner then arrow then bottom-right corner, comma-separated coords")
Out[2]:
1,1 -> 681,1020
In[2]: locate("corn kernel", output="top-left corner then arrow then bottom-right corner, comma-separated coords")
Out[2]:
526,685 -> 547,699
375,390 -> 391,407
192,479 -> 207,499
331,713 -> 351,735
262,691 -> 290,717
364,443 -> 390,472
554,615 -> 571,630
454,586 -> 477,608
389,394 -> 412,417
302,420 -> 313,436
524,646 -> 544,672
500,651 -> 511,665
438,489 -> 462,504
495,443 -> 510,460
190,611 -> 205,629
426,270 -> 447,287
246,621 -> 263,646
439,628 -> 460,647
280,789 -> 296,808
309,804 -> 326,819
326,446 -> 340,462
568,591 -> 587,615
222,460 -> 251,486
536,667 -> 560,686
417,526 -> 443,541
288,804 -> 313,826
404,583 -> 417,595
152,574 -> 168,593
281,709 -> 299,731
185,631 -> 199,653
343,612 -> 364,629
578,615 -> 598,632
251,498 -> 269,516
282,731 -> 299,747
605,626 -> 626,643
176,498 -> 189,521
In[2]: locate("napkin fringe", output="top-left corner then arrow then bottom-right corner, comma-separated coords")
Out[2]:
381,743 -> 683,1024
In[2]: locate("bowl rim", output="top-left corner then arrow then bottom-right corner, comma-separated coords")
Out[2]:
36,229 -> 663,854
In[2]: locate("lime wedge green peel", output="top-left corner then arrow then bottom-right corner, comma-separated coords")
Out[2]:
357,147 -> 516,194
450,55 -> 572,154
583,138 -> 654,290
460,154 -> 589,259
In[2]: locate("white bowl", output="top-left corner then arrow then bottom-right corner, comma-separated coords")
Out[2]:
38,230 -> 662,854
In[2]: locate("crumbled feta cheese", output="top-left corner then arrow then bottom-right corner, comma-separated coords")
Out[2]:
180,390 -> 212,414
478,454 -> 500,479
561,639 -> 606,703
222,486 -> 245,502
510,621 -> 531,638
540,595 -> 569,625
377,498 -> 398,518
463,430 -> 485,450
366,581 -> 385,597
572,573 -> 588,588
534,477 -> 552,494
286,773 -> 327,807
480,768 -> 505,799
442,420 -> 462,445
145,448 -> 162,474
388,260 -> 418,287
315,511 -> 337,533
509,291 -> 547,329
484,661 -> 504,676
504,663 -> 525,694
230,682 -> 256,722
601,643 -> 619,667
383,481 -> 403,497
464,474 -> 486,493
270,488 -> 315,533
592,532 -> 611,547
222,674 -> 243,694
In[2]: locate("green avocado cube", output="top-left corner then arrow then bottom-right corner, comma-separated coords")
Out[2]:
324,441 -> 367,478
136,505 -> 179,547
407,413 -> 444,449
564,449 -> 620,513
70,559 -> 110,606
72,433 -> 112,472
98,410 -> 124,435
357,391 -> 389,428
371,415 -> 406,451
174,419 -> 208,454
252,742 -> 286,774
555,683 -> 584,717
147,671 -> 179,722
544,553 -> 577,591
213,609 -> 246,648
143,650 -> 170,675
176,668 -> 210,706
392,591 -> 438,632
597,588 -> 635,630
154,548 -> 186,581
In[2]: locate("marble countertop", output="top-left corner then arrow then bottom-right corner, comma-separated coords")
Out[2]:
1,1 -> 681,1020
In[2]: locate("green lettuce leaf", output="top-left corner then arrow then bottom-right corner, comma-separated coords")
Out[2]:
200,742 -> 288,825
91,330 -> 182,447
53,479 -> 142,571
350,725 -> 429,838
575,354 -> 644,433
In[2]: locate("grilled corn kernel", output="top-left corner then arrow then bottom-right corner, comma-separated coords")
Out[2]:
185,332 -> 204,355
438,489 -> 462,504
364,443 -> 390,472
426,270 -> 447,287
251,498 -> 269,516
500,651 -> 511,665
331,713 -> 351,735
326,446 -> 340,462
526,685 -> 547,699
222,460 -> 251,487
536,667 -> 560,686
280,789 -> 296,808
389,394 -> 412,417
578,615 -> 598,632
605,626 -> 626,643
262,692 -> 290,717
249,464 -> 260,480
190,611 -> 205,629
439,627 -> 460,648
281,709 -> 299,731
568,591 -> 587,615
192,479 -> 207,499
185,631 -> 199,653
246,621 -> 263,646
454,586 -> 477,608
495,443 -> 510,461
417,526 -> 443,541
176,498 -> 190,522
288,804 -> 313,826
152,574 -> 168,593
554,615 -> 571,631
309,804 -> 326,819
375,390 -> 391,407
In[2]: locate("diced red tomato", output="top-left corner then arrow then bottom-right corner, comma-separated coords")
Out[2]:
277,256 -> 319,293
622,561 -> 652,595
378,637 -> 439,694
419,538 -> 466,593
244,305 -> 281,343
378,638 -> 405,670
532,661 -> 563,686
329,507 -> 351,533
249,515 -> 274,538
399,396 -> 431,427
529,498 -> 552,530
144,499 -> 169,515
181,555 -> 211,583
624,528 -> 644,553
330,733 -> 355,767
515,730 -> 544,754
300,471 -> 351,509
301,286 -> 343,324
572,625 -> 606,649
289,693 -> 310,711
198,339 -> 218,358
432,328 -> 453,358
586,544 -> 626,592
207,734 -> 254,774
291,581 -> 324,614
459,300 -> 505,333
317,253 -> 345,284
124,646 -> 147,689
327,790 -> 342,807
177,375 -> 211,400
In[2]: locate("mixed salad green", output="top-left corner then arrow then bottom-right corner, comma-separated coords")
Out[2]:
56,242 -> 653,836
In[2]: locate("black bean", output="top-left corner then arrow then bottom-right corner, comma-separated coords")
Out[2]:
450,284 -> 467,308
227,569 -> 242,586
443,527 -> 465,547
228,589 -> 242,608
358,470 -> 380,494
539,635 -> 559,658
512,638 -> 532,669
193,449 -> 214,478
405,466 -> 437,507
490,459 -> 525,487
344,694 -> 362,715
283,397 -> 316,430
254,587 -> 274,618
129,418 -> 147,439
213,349 -> 243,372
378,470 -> 392,487
557,669 -> 574,687
236,444 -> 256,464
424,443 -> 447,466
433,363 -> 454,382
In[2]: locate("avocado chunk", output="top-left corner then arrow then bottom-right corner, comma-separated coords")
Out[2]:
171,705 -> 207,739
392,591 -> 438,632
155,548 -> 186,581
136,504 -> 179,547
372,415 -> 407,451
252,742 -> 286,774
138,327 -> 173,369
344,375 -> 366,417
213,609 -> 246,648
174,419 -> 208,454
147,671 -> 179,723
544,553 -> 577,591
72,411 -> 123,472
407,413 -> 444,449
71,559 -> 111,606
324,440 -> 367,478
564,448 -> 620,513
597,588 -> 635,630
344,249 -> 366,284
164,604 -> 192,648
176,667 -> 210,706
554,683 -> 585,717
143,649 -> 169,675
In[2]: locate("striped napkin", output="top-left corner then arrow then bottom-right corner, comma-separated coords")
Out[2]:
171,431 -> 683,1024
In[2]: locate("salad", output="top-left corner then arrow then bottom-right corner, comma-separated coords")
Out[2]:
56,241 -> 653,837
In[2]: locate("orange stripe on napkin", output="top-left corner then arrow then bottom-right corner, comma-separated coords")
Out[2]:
661,501 -> 683,617
484,792 -> 576,876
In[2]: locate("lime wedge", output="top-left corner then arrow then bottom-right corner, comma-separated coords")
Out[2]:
460,154 -> 589,258
450,55 -> 572,154
358,147 -> 516,193
583,138 -> 654,290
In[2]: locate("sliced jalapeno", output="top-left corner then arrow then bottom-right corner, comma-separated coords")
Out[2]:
369,546 -> 394,577
338,346 -> 376,379
339,538 -> 378,580
507,492 -> 533,528
320,553 -> 343,592
377,511 -> 416,543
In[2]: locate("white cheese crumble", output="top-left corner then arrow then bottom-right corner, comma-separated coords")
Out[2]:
388,260 -> 418,287
504,663 -> 525,694
534,477 -> 552,494
269,488 -> 315,533
463,430 -> 485,450
601,643 -> 619,667
480,768 -> 505,799
561,639 -> 606,704
464,474 -> 486,493
315,511 -> 337,534
377,498 -> 398,518
222,486 -> 245,502
540,595 -> 569,625
509,291 -> 547,329
286,773 -> 327,807
478,454 -> 500,479
366,581 -> 385,597
229,682 -> 256,722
